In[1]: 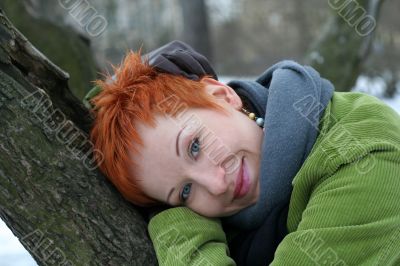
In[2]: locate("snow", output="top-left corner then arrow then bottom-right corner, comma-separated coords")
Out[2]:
0,76 -> 399,265
0,220 -> 37,266
380,96 -> 400,114
352,75 -> 400,113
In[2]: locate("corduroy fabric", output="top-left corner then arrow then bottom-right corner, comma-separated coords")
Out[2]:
148,207 -> 236,266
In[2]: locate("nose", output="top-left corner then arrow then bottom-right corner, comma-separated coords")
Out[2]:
193,166 -> 229,196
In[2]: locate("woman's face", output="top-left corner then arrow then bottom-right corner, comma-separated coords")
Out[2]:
129,78 -> 263,217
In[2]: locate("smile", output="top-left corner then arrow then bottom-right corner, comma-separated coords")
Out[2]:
233,157 -> 250,199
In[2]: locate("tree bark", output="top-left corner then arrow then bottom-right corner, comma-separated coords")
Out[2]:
305,0 -> 385,91
0,9 -> 156,266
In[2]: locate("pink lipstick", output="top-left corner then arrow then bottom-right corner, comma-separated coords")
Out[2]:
234,157 -> 250,199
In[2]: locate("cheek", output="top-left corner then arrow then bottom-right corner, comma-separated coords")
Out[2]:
190,195 -> 224,218
194,207 -> 221,218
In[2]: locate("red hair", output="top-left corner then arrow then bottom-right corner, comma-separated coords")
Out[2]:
89,50 -> 228,206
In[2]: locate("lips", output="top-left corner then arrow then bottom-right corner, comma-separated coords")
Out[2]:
233,157 -> 250,199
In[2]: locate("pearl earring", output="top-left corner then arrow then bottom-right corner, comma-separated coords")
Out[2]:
241,107 -> 264,128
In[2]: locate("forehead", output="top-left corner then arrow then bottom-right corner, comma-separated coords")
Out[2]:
133,114 -> 178,175
129,113 -> 191,201
136,114 -> 176,142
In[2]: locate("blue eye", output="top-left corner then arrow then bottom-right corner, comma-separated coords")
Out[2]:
188,137 -> 201,159
180,183 -> 192,203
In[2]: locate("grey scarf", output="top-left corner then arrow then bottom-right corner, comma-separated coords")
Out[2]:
222,60 -> 334,230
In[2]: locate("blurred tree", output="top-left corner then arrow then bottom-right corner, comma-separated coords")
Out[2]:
305,0 -> 386,91
362,0 -> 400,97
179,0 -> 213,61
212,0 -> 328,75
0,9 -> 156,265
0,0 -> 99,100
292,1 -> 311,54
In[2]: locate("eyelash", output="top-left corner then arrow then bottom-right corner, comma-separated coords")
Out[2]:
179,137 -> 201,203
180,183 -> 192,204
187,137 -> 201,160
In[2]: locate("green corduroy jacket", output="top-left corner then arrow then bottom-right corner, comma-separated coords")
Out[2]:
148,91 -> 400,266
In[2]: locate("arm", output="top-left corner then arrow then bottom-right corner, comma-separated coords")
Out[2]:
148,207 -> 236,266
271,150 -> 400,265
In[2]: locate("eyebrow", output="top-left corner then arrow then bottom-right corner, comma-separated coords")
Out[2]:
167,125 -> 187,204
176,125 -> 186,157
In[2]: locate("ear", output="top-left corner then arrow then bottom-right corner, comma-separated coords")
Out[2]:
200,77 -> 242,110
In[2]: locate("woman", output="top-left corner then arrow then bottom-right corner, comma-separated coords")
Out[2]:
87,41 -> 400,265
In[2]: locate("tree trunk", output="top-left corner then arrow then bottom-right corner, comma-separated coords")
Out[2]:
0,9 -> 157,266
179,0 -> 213,62
305,0 -> 385,91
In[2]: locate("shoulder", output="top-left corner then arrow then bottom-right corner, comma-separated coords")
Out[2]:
325,91 -> 400,134
292,91 -> 400,192
315,91 -> 400,160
